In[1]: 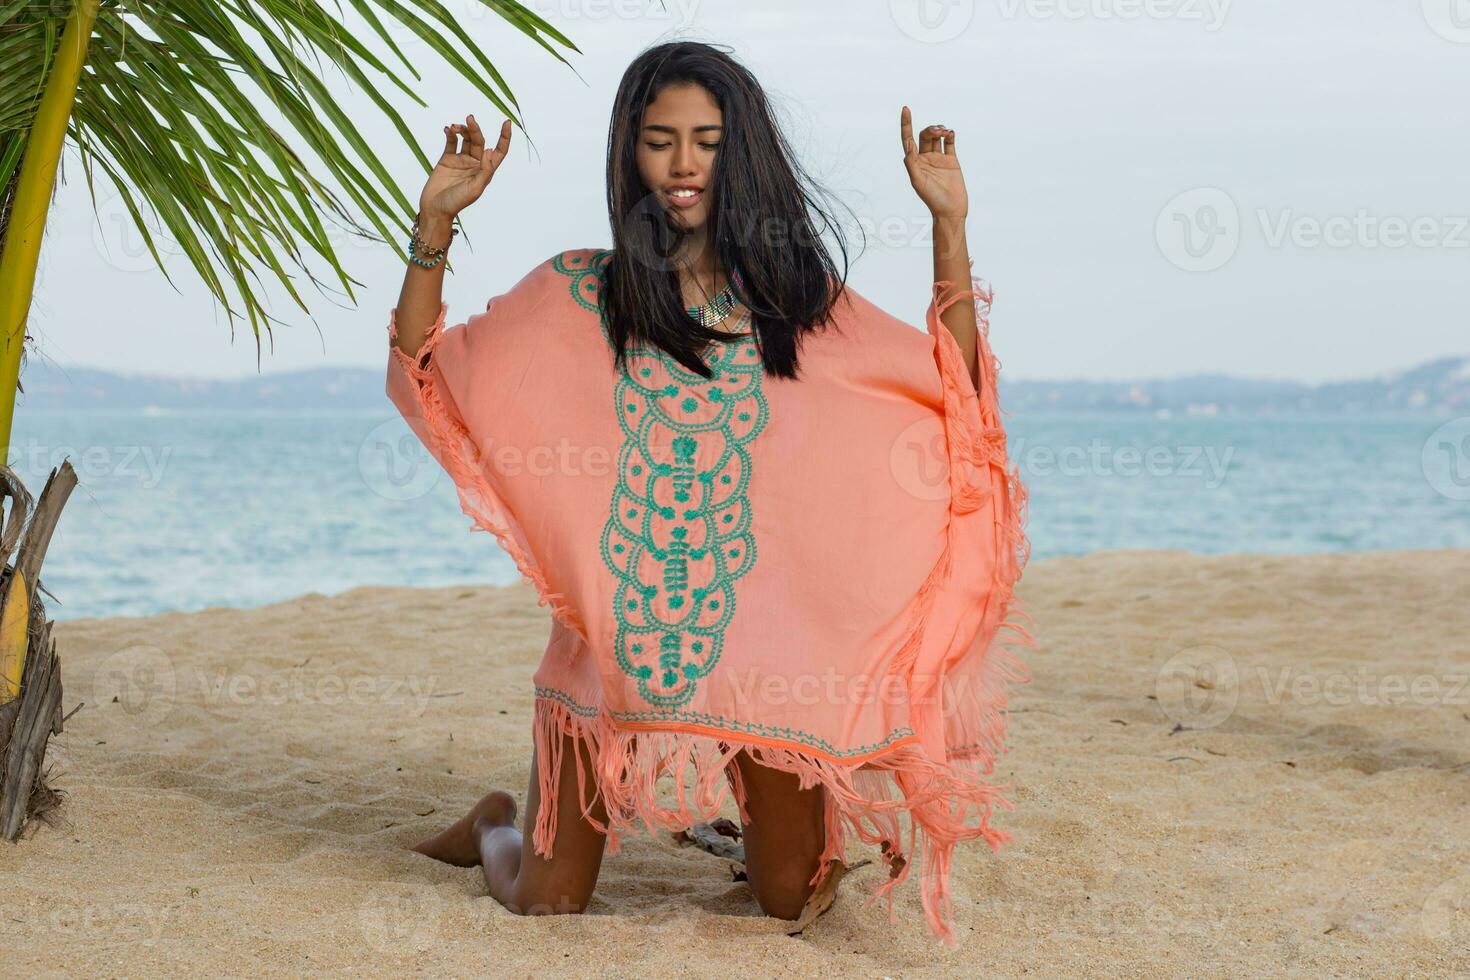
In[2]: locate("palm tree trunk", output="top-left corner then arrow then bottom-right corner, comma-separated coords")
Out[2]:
0,0 -> 101,459
0,2 -> 97,840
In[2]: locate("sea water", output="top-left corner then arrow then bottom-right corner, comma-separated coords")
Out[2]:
11,409 -> 1468,622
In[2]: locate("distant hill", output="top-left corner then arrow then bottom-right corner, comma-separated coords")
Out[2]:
18,354 -> 1469,415
19,364 -> 387,413
998,356 -> 1469,414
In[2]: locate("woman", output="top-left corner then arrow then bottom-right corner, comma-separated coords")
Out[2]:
387,41 -> 1032,946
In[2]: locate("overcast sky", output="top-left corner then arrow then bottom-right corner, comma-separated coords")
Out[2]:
25,0 -> 1469,383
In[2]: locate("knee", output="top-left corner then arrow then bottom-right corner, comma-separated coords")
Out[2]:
498,870 -> 597,917
501,888 -> 593,916
749,867 -> 817,921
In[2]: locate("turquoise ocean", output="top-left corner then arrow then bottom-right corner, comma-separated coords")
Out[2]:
13,409 -> 1468,622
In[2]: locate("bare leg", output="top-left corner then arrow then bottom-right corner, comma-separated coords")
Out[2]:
733,748 -> 827,919
412,728 -> 609,914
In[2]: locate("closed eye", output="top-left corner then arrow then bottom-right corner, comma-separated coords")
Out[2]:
646,142 -> 720,150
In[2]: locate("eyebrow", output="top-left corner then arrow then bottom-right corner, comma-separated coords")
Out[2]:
641,124 -> 724,134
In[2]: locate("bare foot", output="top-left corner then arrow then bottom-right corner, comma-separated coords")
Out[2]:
411,790 -> 518,867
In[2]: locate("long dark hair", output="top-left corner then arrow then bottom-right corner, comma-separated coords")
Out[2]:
598,40 -> 858,381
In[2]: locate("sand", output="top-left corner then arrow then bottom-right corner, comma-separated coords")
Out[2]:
2,550 -> 1467,977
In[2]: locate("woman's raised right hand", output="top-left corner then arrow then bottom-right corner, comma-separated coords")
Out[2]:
418,114 -> 511,223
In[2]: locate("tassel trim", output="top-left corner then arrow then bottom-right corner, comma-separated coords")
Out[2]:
530,693 -> 1024,947
884,266 -> 1036,705
930,262 -> 1036,643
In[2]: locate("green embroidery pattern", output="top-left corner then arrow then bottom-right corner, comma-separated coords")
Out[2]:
534,685 -> 917,759
536,685 -> 599,719
556,249 -> 606,315
554,249 -> 768,709
543,249 -> 918,758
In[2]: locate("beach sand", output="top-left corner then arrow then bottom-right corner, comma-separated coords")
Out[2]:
3,550 -> 1467,977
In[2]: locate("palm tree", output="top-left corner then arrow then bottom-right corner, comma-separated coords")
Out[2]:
0,0 -> 579,841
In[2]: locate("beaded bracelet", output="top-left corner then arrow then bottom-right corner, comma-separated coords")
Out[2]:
408,216 -> 457,269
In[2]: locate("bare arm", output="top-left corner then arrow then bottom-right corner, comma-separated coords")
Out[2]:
900,106 -> 980,390
932,215 -> 979,390
391,114 -> 513,360
392,211 -> 453,361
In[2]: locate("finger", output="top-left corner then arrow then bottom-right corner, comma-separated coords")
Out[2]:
474,122 -> 510,188
900,105 -> 916,158
448,123 -> 466,157
442,125 -> 456,158
919,125 -> 938,155
477,143 -> 501,185
465,113 -> 485,159
490,118 -> 512,164
943,127 -> 957,157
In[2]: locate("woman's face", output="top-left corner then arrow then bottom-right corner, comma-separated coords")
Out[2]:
635,82 -> 722,231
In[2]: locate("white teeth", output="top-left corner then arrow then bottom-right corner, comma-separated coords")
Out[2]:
670,188 -> 699,198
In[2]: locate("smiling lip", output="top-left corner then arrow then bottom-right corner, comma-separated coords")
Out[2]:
666,186 -> 703,208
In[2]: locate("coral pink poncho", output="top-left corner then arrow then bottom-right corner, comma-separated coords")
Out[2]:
385,247 -> 1033,944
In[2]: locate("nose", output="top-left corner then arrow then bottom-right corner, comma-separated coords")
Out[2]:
671,137 -> 698,180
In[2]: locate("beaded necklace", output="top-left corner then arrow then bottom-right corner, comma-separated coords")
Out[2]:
685,266 -> 745,328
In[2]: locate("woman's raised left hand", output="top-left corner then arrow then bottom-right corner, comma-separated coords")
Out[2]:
900,106 -> 967,220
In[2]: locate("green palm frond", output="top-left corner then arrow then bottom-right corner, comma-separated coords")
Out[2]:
0,0 -> 580,348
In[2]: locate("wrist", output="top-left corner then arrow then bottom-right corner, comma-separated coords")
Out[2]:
416,211 -> 456,247
933,215 -> 967,258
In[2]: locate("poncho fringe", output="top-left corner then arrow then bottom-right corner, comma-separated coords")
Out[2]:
387,266 -> 1034,946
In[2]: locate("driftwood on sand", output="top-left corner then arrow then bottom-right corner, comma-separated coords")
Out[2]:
0,460 -> 77,842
